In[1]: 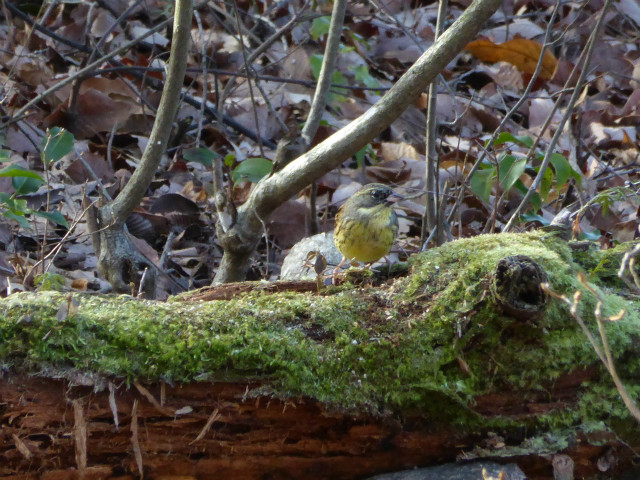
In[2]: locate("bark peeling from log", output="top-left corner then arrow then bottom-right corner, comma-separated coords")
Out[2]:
0,376 -> 636,479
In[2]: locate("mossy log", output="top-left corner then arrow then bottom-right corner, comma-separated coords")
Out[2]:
1,233 -> 639,479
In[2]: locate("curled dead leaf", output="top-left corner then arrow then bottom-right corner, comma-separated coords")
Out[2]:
466,38 -> 557,80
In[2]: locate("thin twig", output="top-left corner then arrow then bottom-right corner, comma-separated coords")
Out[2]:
445,0 -> 561,230
542,277 -> 640,423
9,20 -> 172,124
4,1 -> 275,147
423,0 -> 448,247
301,0 -> 348,234
504,0 -> 612,231
193,9 -> 208,146
232,0 -> 264,157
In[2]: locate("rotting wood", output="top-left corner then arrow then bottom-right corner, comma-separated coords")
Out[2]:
0,375 -> 637,480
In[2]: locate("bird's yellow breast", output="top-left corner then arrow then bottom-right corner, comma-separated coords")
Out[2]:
334,204 -> 397,263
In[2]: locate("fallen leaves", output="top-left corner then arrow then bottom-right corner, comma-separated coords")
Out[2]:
0,0 -> 638,297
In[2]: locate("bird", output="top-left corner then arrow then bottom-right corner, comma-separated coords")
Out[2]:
333,183 -> 399,268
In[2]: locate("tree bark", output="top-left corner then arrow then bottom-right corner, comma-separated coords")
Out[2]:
88,0 -> 193,297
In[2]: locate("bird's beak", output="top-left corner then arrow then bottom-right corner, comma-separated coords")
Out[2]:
388,190 -> 405,204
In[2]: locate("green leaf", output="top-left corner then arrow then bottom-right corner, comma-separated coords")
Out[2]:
491,132 -> 534,148
0,165 -> 43,180
521,212 -> 549,225
470,167 -> 496,203
589,187 -> 628,215
311,54 -> 348,84
311,16 -> 330,40
338,44 -> 354,54
33,272 -> 65,291
513,179 -> 528,196
513,135 -> 534,148
224,153 -> 236,168
570,168 -> 582,186
353,65 -> 380,89
0,192 -> 31,228
310,54 -> 323,80
549,153 -> 570,187
13,175 -> 44,195
183,148 -> 217,166
34,210 -> 69,228
310,54 -> 347,103
492,132 -> 518,146
529,192 -> 541,212
498,154 -> 526,191
0,192 -> 29,214
0,149 -> 10,162
330,73 -> 348,104
2,210 -> 30,229
41,127 -> 74,166
349,32 -> 367,46
332,70 -> 347,87
354,144 -> 375,168
231,158 -> 273,183
3,165 -> 45,194
539,167 -> 555,202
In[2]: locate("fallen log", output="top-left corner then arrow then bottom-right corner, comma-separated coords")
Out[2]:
1,232 -> 639,479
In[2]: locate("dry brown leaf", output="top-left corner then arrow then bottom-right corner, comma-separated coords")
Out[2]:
7,52 -> 54,87
90,9 -> 119,38
466,38 -> 558,80
268,199 -> 309,249
379,142 -> 421,162
65,150 -> 114,183
71,278 -> 89,290
366,158 -> 423,184
414,93 -> 429,109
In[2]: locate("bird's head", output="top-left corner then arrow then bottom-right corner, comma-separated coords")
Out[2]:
349,183 -> 395,209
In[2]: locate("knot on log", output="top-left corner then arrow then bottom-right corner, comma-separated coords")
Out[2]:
491,255 -> 548,320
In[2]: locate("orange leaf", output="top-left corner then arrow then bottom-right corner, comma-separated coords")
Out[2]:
622,129 -> 635,146
466,38 -> 558,80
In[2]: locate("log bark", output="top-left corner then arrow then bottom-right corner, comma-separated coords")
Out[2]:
1,233 -> 639,479
0,372 -> 636,480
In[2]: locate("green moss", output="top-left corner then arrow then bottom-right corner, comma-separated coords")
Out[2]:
1,233 -> 639,445
589,242 -> 637,287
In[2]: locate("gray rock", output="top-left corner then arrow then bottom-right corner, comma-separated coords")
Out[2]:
280,233 -> 342,280
366,461 -> 527,480
552,454 -> 574,480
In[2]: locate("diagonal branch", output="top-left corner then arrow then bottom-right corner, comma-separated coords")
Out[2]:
213,0 -> 503,283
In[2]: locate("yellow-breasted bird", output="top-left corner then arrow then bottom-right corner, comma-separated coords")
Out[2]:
334,183 -> 399,266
